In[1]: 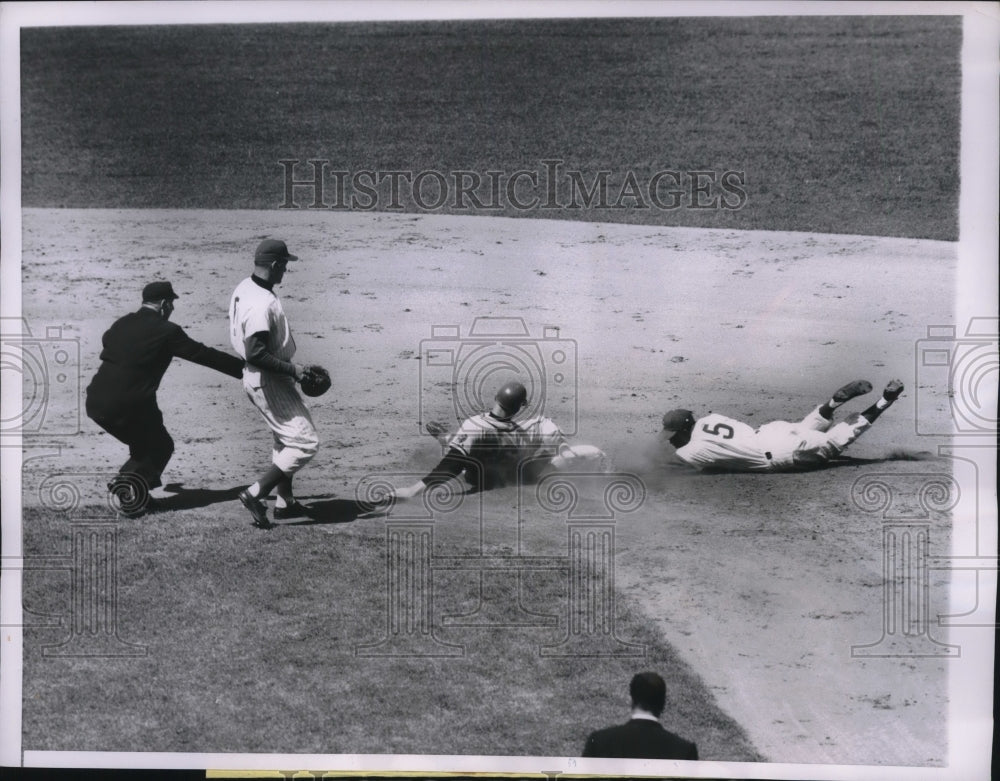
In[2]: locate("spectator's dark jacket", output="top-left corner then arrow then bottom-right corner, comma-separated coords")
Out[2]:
583,718 -> 698,760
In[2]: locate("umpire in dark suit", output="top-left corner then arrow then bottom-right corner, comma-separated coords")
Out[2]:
583,672 -> 699,760
85,281 -> 244,515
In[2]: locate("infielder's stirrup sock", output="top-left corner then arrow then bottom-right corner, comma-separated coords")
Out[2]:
861,381 -> 904,423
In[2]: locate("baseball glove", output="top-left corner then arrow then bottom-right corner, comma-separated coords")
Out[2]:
300,365 -> 332,397
425,420 -> 450,439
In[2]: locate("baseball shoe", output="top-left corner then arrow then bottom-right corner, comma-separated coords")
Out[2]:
238,488 -> 272,529
273,501 -> 309,520
882,379 -> 905,402
832,380 -> 873,403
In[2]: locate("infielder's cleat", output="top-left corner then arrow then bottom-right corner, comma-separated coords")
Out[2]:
832,380 -> 873,403
238,488 -> 272,529
273,501 -> 308,520
882,379 -> 905,402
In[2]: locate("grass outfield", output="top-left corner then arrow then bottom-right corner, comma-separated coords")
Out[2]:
21,499 -> 760,759
20,16 -> 960,239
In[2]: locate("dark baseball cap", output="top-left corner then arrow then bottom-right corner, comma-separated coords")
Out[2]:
142,281 -> 180,302
254,239 -> 298,265
661,409 -> 695,432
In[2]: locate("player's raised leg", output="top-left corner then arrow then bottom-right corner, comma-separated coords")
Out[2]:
825,379 -> 904,449
804,379 -> 874,431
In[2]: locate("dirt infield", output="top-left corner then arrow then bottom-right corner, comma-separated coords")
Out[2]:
20,208 -> 956,766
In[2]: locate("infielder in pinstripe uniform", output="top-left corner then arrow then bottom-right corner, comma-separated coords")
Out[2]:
230,239 -> 319,528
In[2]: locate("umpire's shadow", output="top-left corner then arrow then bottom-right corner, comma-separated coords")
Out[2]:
280,497 -> 368,526
157,483 -> 244,511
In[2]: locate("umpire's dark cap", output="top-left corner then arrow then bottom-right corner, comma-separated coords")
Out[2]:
142,281 -> 180,302
662,409 -> 696,432
254,238 -> 298,265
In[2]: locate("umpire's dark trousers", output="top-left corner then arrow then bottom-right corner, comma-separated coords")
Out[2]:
85,396 -> 174,489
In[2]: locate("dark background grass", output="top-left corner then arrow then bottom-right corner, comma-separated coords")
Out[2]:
20,16 -> 961,239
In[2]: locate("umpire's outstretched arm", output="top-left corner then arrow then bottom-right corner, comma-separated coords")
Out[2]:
168,324 -> 245,378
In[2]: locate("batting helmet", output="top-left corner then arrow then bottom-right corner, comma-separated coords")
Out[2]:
661,409 -> 696,433
495,381 -> 528,415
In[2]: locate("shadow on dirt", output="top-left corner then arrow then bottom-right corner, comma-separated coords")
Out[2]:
157,482 -> 244,510
281,497 -> 370,526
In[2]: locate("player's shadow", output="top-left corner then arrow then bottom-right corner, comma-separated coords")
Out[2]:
818,451 -> 938,469
157,483 -> 244,511
279,497 -> 368,526
693,451 -> 938,474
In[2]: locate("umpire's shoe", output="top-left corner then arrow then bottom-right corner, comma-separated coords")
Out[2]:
239,488 -> 273,529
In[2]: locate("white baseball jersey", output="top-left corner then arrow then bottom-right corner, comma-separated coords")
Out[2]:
229,277 -> 296,385
448,413 -> 565,460
675,408 -> 871,472
229,277 -> 317,474
674,413 -> 772,471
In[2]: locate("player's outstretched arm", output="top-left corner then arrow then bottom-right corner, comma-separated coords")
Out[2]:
391,447 -> 468,501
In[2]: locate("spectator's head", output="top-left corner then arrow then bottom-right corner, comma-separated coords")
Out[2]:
629,672 -> 666,717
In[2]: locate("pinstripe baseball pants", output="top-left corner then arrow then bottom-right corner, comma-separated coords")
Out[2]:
244,373 -> 319,474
